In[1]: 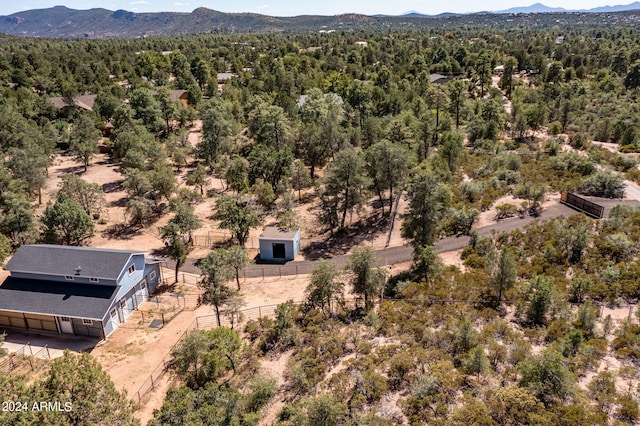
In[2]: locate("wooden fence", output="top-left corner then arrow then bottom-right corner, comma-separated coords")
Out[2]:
560,191 -> 605,219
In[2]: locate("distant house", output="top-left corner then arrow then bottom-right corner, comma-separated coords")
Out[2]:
355,41 -> 368,47
217,72 -> 238,84
149,89 -> 189,107
493,65 -> 505,75
48,94 -> 97,116
103,121 -> 115,138
429,73 -> 449,84
169,89 -> 189,107
0,245 -> 163,339
259,228 -> 301,261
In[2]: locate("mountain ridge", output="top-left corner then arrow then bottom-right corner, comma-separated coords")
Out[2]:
1,3 -> 640,39
396,1 -> 640,16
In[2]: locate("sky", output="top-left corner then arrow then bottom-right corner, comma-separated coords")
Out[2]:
0,0 -> 629,17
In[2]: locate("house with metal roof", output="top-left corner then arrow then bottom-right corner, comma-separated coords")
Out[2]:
258,227 -> 301,261
0,245 -> 163,339
429,73 -> 449,84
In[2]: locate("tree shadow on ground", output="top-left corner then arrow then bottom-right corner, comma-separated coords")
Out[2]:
101,223 -> 141,240
303,215 -> 389,261
109,196 -> 128,207
102,180 -> 123,194
58,164 -> 87,175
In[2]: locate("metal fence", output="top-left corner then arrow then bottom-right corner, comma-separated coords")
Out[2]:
133,318 -> 199,404
195,303 -> 282,329
190,232 -> 313,251
0,342 -> 51,375
132,301 -> 285,405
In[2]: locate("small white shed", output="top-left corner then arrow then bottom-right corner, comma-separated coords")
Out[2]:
259,227 -> 301,261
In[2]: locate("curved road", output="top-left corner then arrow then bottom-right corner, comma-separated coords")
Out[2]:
163,197 -> 639,279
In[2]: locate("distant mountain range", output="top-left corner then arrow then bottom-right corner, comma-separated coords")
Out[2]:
496,1 -> 640,13
396,1 -> 640,17
0,2 -> 639,39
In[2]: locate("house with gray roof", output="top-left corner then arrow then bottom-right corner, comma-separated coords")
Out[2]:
0,245 -> 163,339
48,94 -> 98,115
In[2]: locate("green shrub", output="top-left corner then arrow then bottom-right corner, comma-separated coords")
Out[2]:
617,394 -> 639,422
580,171 -> 625,198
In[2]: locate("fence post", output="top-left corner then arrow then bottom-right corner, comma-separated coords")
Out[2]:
141,311 -> 145,322
296,265 -> 298,276
45,346 -> 50,360
162,312 -> 165,326
28,350 -> 34,371
196,317 -> 199,329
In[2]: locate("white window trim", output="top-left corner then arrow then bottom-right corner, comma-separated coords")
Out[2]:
90,277 -> 99,283
64,275 -> 74,281
128,264 -> 136,274
82,319 -> 93,325
149,270 -> 156,280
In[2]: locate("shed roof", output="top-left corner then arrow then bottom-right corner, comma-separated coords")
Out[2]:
5,245 -> 143,281
0,277 -> 119,320
259,227 -> 300,240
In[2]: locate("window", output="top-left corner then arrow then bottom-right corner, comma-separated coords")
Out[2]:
120,300 -> 126,309
149,270 -> 157,280
60,317 -> 70,322
64,275 -> 74,281
128,264 -> 136,274
82,319 -> 93,325
90,277 -> 99,283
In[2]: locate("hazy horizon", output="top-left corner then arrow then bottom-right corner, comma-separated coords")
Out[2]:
1,0 -> 637,17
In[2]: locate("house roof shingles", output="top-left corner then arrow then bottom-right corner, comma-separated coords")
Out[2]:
5,244 -> 142,281
259,227 -> 300,240
48,94 -> 97,111
0,277 -> 119,320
